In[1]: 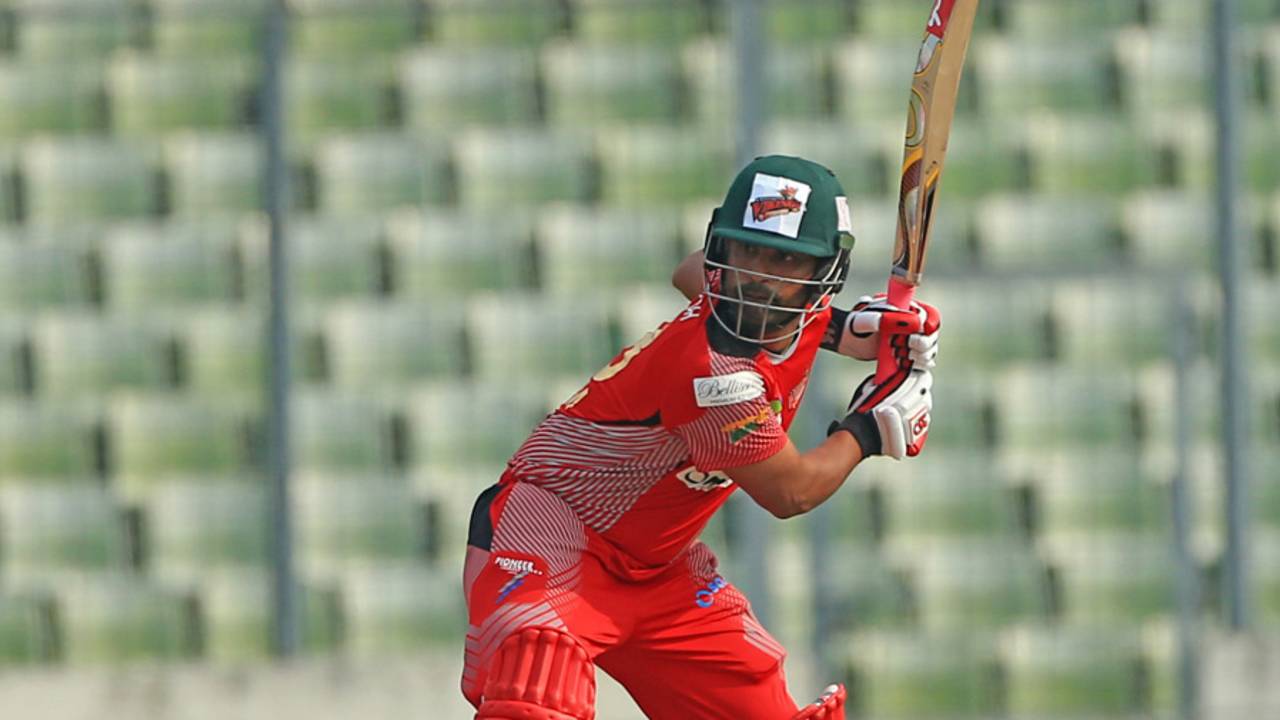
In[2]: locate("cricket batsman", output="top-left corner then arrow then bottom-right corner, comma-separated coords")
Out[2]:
460,156 -> 941,719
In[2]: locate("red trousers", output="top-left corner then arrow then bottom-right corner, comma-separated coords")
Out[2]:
461,481 -> 801,719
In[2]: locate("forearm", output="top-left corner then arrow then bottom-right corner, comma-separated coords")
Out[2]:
783,432 -> 865,517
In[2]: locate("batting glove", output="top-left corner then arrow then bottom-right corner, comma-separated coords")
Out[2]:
828,368 -> 934,460
837,294 -> 941,371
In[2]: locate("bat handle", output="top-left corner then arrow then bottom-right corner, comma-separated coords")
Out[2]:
874,277 -> 918,385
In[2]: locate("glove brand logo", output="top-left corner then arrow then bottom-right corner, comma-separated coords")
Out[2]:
695,575 -> 728,608
693,370 -> 765,407
676,465 -> 733,492
910,408 -> 930,436
742,173 -> 812,239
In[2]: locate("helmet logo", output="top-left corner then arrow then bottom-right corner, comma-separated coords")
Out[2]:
750,185 -> 803,222
742,173 -> 811,239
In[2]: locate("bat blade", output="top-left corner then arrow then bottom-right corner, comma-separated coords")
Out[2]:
875,0 -> 980,385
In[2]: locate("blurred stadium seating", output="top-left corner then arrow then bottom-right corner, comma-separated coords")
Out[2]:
0,2 -> 1274,719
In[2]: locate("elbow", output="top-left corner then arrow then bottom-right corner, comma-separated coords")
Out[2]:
770,494 -> 816,520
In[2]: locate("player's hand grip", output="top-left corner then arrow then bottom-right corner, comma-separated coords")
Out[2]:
874,278 -> 917,384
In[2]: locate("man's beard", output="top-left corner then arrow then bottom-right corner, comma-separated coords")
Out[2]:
715,282 -> 808,339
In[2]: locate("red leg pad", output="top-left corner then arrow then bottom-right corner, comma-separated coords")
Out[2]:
792,684 -> 846,720
476,627 -> 596,720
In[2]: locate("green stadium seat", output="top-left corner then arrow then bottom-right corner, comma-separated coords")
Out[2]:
877,453 -> 1021,553
145,479 -> 268,582
762,0 -> 852,44
178,306 -> 320,398
924,366 -> 997,449
151,0 -> 266,56
682,38 -> 829,126
1045,532 -> 1178,624
1050,278 -> 1203,366
54,573 -> 199,664
13,0 -> 139,60
1025,114 -> 1161,194
596,124 -> 734,205
536,205 -> 682,294
975,37 -> 1114,115
407,382 -> 550,471
834,196 -> 975,271
855,0 -> 998,38
109,395 -> 256,494
0,242 -> 93,311
0,593 -> 56,664
906,540 -> 1051,631
1122,191 -> 1219,271
163,132 -> 262,216
385,208 -> 535,298
0,400 -> 101,482
108,52 -> 255,136
291,0 -> 418,56
21,137 -> 159,224
1004,0 -> 1144,36
1142,619 -> 1182,718
1161,110 -> 1280,192
1114,29 -> 1208,113
813,540 -> 910,633
1257,275 -> 1280,361
997,363 -> 1140,450
1147,0 -> 1280,30
571,0 -> 708,43
847,629 -> 1002,719
410,463 -> 501,562
292,391 -> 396,473
542,41 -> 681,127
285,58 -> 395,155
324,300 -> 467,389
832,39 -> 923,124
1137,362 -> 1227,453
341,562 -> 462,654
239,214 -> 384,302
0,62 -> 105,138
0,484 -> 126,585
974,194 -> 1121,270
759,121 -> 887,198
428,0 -> 563,46
399,46 -> 540,133
467,292 -> 616,381
454,128 -> 594,209
314,133 -> 450,213
1006,449 -> 1168,541
294,474 -> 425,578
614,285 -> 688,346
1267,27 -> 1280,115
0,318 -> 30,398
1257,529 -> 1280,626
100,224 -> 240,311
196,568 -> 343,662
1000,624 -> 1145,718
32,312 -> 174,398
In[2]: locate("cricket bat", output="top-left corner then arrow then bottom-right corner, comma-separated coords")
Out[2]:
875,0 -> 980,385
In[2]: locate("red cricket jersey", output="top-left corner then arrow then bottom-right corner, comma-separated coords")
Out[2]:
502,293 -> 832,579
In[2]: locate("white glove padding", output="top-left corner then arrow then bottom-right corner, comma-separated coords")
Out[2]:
847,369 -> 934,460
837,295 -> 941,370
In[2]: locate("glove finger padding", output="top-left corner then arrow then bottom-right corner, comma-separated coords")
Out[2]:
837,369 -> 933,460
841,296 -> 942,364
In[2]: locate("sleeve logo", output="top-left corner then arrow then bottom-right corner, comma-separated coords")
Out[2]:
693,370 -> 766,407
721,400 -> 782,444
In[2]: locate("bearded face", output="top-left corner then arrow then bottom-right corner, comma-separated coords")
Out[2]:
713,239 -> 821,346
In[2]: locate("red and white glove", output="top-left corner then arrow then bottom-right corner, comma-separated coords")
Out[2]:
837,294 -> 941,371
829,367 -> 934,460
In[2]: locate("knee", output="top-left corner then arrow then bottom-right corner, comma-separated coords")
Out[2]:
476,627 -> 596,720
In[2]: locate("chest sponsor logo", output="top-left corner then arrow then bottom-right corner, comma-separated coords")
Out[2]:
721,400 -> 782,444
676,464 -> 733,492
693,370 -> 765,408
742,173 -> 812,239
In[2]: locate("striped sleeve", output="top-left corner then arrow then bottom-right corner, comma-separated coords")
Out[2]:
669,366 -> 787,470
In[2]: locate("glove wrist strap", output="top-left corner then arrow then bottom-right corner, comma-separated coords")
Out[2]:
828,412 -> 882,458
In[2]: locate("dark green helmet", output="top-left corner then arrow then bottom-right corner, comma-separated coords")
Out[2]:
703,155 -> 856,344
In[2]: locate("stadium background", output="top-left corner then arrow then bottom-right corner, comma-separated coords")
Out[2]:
0,0 -> 1276,718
